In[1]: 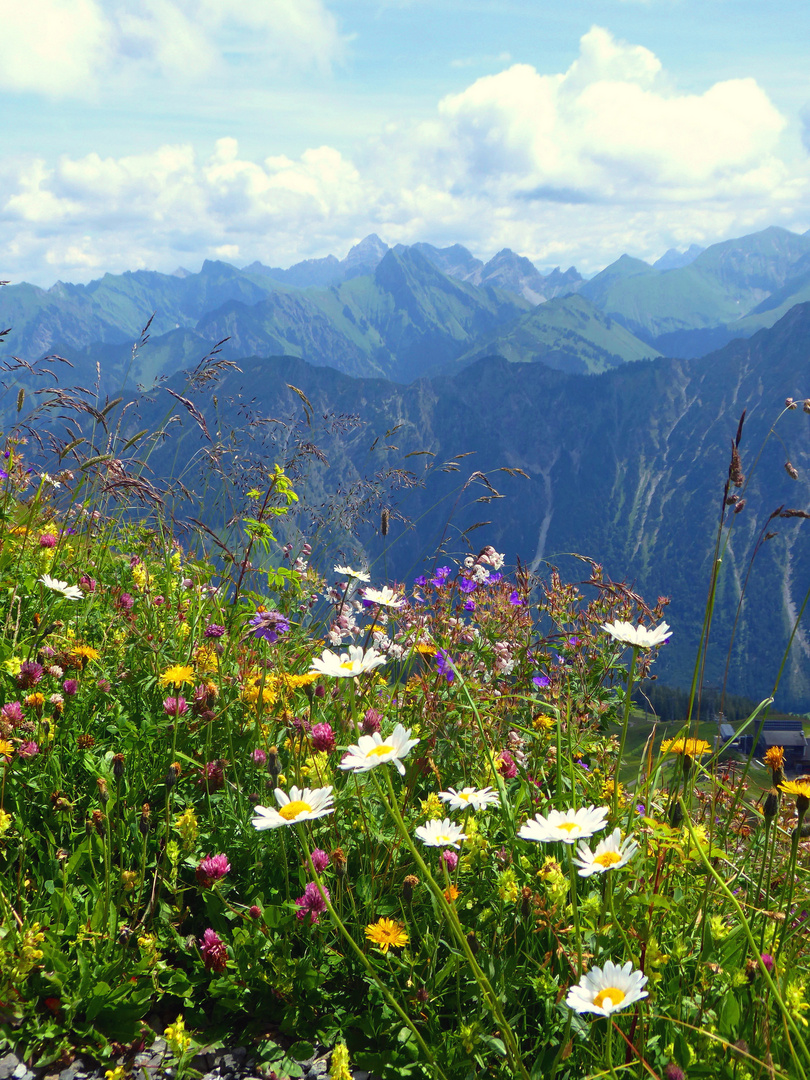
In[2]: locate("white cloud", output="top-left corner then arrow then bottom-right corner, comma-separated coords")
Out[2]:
0,0 -> 344,98
0,25 -> 808,284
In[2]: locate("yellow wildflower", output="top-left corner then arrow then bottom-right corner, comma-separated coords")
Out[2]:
780,779 -> 810,800
105,1067 -> 127,1080
419,792 -> 444,821
132,563 -> 148,589
175,807 -> 199,851
2,657 -> 22,676
329,1043 -> 352,1080
0,810 -> 12,835
661,738 -> 712,757
365,918 -> 408,954
242,674 -> 279,707
0,741 -> 14,759
533,713 -> 555,733
764,746 -> 785,770
498,867 -> 519,904
71,645 -> 100,664
283,672 -> 321,689
786,981 -> 810,1027
120,871 -> 138,891
165,1014 -> 191,1055
25,692 -> 45,708
160,664 -> 194,688
194,645 -> 218,673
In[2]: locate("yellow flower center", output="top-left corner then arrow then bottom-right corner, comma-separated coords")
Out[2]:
366,743 -> 393,758
594,987 -> 625,1010
557,822 -> 580,833
594,851 -> 622,868
458,793 -> 471,802
279,800 -> 312,821
340,661 -> 357,671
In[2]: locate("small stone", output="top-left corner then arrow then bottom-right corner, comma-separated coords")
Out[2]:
0,1054 -> 18,1080
12,1065 -> 29,1080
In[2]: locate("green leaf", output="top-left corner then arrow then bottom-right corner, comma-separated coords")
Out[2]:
718,992 -> 740,1037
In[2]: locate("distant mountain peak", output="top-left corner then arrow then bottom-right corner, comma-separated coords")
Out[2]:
653,245 -> 704,271
343,234 -> 389,266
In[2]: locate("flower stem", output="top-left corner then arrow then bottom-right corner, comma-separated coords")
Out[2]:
566,845 -> 583,978
615,647 -> 638,821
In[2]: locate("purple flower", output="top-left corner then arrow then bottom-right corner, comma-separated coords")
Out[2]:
248,610 -> 290,644
196,853 -> 231,887
362,708 -> 382,734
252,748 -> 267,766
62,679 -> 78,696
1,702 -> 24,725
488,572 -> 503,585
567,636 -> 580,647
508,591 -> 524,606
200,928 -> 228,972
97,679 -> 111,693
204,624 -> 226,639
440,850 -> 458,872
18,741 -> 40,758
310,722 -> 336,754
532,674 -> 550,689
117,593 -> 134,611
435,649 -> 455,684
760,953 -> 775,974
17,662 -> 43,689
458,578 -> 477,594
39,533 -> 57,548
78,574 -> 96,592
197,760 -> 225,790
413,575 -> 428,587
163,696 -> 188,716
311,848 -> 330,873
429,566 -> 452,587
463,599 -> 476,612
294,881 -> 330,925
249,905 -> 262,920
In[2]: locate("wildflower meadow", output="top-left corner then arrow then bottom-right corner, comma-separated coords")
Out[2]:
0,387 -> 809,1080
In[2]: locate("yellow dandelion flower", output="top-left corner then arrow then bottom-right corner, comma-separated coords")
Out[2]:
764,746 -> 785,770
283,672 -> 321,689
25,693 -> 45,708
780,779 -> 810,799
443,884 -> 460,902
0,741 -> 14,758
365,917 -> 409,954
242,674 -> 279,707
0,810 -> 13,835
533,713 -> 555,732
159,664 -> 195,688
72,645 -> 100,663
413,643 -> 435,656
660,738 -> 712,757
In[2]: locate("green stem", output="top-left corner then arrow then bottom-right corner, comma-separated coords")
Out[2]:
606,874 -> 635,962
776,807 -> 806,960
605,1020 -> 620,1080
679,798 -> 810,1080
378,766 -> 531,1080
295,826 -> 449,1080
566,846 -> 583,978
615,647 -> 638,821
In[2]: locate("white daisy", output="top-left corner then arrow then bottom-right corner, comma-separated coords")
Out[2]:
572,828 -> 638,877
518,805 -> 609,845
601,620 -> 672,649
310,645 -> 387,678
415,818 -> 468,848
339,723 -> 419,776
38,575 -> 84,601
334,565 -> 371,582
362,585 -> 404,609
438,786 -> 499,812
251,785 -> 334,830
566,960 -> 648,1016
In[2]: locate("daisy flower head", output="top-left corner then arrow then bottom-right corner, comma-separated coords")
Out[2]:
573,828 -> 638,877
365,917 -> 408,954
340,723 -> 419,776
518,805 -> 609,845
361,585 -> 404,609
566,959 -> 648,1016
251,785 -> 334,830
38,575 -> 83,601
601,620 -> 672,649
415,818 -> 468,848
439,786 -> 499,812
334,565 -> 371,582
310,644 -> 387,678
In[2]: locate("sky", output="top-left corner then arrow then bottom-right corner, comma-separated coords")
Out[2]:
2,0 -> 810,286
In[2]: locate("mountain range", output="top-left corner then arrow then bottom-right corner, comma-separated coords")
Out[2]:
6,225 -> 810,709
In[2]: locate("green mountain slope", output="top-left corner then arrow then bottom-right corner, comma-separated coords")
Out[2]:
454,293 -> 660,374
100,302 -> 810,710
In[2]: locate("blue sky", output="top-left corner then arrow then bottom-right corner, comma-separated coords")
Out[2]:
2,0 -> 809,285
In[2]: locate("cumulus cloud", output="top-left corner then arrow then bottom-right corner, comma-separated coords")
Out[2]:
0,26 -> 807,284
0,0 -> 344,97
